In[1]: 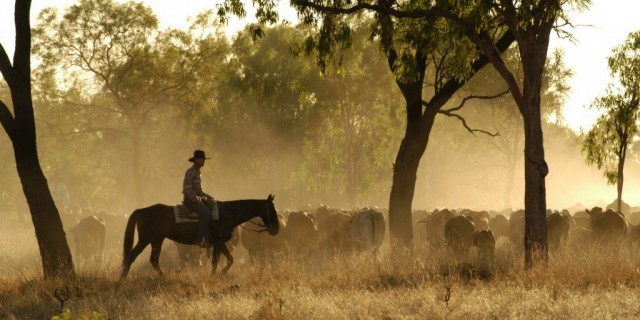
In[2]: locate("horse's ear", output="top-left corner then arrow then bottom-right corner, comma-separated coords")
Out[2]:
268,194 -> 275,202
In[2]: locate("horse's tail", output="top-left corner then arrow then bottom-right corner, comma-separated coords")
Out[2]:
122,209 -> 142,265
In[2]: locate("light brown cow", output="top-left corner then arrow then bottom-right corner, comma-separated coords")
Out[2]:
418,209 -> 456,247
508,209 -> 525,251
240,214 -> 287,263
348,208 -> 386,252
488,214 -> 509,239
283,211 -> 319,255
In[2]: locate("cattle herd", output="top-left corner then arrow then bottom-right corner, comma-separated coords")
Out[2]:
60,200 -> 640,277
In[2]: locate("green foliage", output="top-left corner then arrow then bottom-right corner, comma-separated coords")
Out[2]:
31,1 -> 230,208
582,30 -> 640,186
582,90 -> 638,185
209,24 -> 401,206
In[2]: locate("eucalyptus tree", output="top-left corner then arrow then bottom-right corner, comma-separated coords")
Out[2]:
218,0 -> 514,247
286,0 -> 587,265
297,25 -> 403,208
582,31 -> 640,214
32,1 -> 226,207
461,49 -> 572,209
204,25 -> 325,203
0,0 -> 74,278
200,24 -> 399,208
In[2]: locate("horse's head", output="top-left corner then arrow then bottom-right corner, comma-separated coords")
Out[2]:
261,194 -> 280,236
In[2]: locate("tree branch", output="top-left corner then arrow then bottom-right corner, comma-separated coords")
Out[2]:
441,89 -> 510,114
437,108 -> 500,137
0,44 -> 14,86
0,99 -> 16,140
431,89 -> 508,137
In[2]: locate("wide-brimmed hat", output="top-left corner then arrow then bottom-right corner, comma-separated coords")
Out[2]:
188,150 -> 210,162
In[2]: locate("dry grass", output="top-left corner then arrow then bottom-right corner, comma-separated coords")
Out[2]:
2,224 -> 640,319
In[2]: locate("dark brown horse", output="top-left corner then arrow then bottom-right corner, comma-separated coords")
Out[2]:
120,194 -> 279,281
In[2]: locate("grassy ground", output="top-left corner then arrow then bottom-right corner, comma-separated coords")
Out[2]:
2,223 -> 640,319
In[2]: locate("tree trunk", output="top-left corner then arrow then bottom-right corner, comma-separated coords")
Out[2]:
14,136 -> 75,278
0,0 -> 75,278
617,142 -> 626,213
386,43 -> 429,248
521,59 -> 548,268
386,33 -> 515,248
132,129 -> 143,207
388,96 -> 434,247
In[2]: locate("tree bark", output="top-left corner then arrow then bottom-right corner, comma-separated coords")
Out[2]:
617,142 -> 626,213
522,106 -> 548,268
521,47 -> 549,268
388,79 -> 433,247
0,0 -> 74,278
386,32 -> 515,248
133,129 -> 143,207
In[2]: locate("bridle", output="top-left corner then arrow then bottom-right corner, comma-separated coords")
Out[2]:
238,200 -> 273,234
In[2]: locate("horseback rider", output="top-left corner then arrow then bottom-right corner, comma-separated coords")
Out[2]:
183,150 -> 220,247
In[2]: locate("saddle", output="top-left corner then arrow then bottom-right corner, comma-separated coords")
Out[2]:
173,205 -> 200,223
173,201 -> 220,224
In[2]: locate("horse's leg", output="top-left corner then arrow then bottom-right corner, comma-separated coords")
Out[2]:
150,238 -> 165,276
120,239 -> 151,280
211,243 -> 221,274
221,243 -> 234,274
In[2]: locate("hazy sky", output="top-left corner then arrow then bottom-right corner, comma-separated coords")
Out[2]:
0,1 -> 639,132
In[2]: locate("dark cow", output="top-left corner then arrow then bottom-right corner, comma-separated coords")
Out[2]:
547,211 -> 570,250
473,229 -> 496,270
68,215 -> 106,263
588,207 -> 629,245
444,215 -> 475,257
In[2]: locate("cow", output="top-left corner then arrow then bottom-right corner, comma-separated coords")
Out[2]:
473,229 -> 496,271
462,210 -> 491,231
283,211 -> 319,255
573,210 -> 591,230
488,214 -> 509,239
628,212 -> 640,226
568,227 -> 593,250
347,208 -> 386,253
547,211 -> 570,250
444,215 -> 475,257
418,209 -> 456,247
508,209 -> 525,251
607,199 -> 631,216
588,207 -> 629,245
68,215 -> 106,263
315,208 -> 352,254
240,214 -> 287,263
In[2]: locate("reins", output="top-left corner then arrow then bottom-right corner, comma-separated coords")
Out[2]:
222,200 -> 272,234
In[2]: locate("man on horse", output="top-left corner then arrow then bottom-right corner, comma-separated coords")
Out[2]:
183,150 -> 220,247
